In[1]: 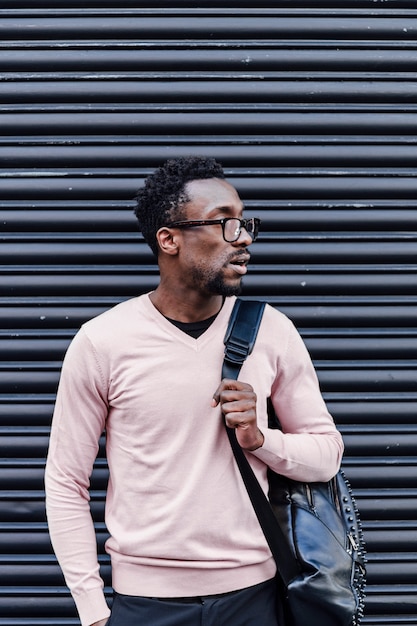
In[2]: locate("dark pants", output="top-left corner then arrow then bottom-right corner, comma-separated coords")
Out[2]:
106,578 -> 279,626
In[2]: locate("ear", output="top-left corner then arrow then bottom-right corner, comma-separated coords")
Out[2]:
156,227 -> 180,256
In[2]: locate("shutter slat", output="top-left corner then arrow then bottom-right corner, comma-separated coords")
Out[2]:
2,4 -> 416,624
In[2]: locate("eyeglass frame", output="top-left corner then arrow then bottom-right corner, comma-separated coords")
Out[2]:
164,217 -> 261,243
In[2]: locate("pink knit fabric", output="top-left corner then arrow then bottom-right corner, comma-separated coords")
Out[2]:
45,294 -> 343,625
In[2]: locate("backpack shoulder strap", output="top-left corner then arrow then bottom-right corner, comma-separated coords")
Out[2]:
222,298 -> 300,581
222,299 -> 266,380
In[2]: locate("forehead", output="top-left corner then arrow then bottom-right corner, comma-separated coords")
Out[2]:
184,178 -> 243,217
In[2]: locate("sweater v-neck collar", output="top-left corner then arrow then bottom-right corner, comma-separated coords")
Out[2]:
142,293 -> 236,347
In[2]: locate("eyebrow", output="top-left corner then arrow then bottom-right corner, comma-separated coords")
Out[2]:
209,204 -> 245,217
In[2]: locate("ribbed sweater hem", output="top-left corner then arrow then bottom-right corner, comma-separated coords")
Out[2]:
111,557 -> 277,598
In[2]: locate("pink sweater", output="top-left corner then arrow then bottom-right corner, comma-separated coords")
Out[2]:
45,294 -> 343,626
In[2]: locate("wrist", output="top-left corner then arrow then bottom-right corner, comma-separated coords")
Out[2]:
246,429 -> 264,451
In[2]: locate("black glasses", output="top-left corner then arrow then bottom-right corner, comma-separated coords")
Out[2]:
165,217 -> 261,243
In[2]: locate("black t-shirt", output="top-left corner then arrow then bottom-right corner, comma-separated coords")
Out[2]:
165,312 -> 218,339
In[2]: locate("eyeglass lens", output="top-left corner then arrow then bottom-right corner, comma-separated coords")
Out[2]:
224,218 -> 258,242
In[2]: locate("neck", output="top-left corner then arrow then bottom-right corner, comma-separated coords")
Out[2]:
149,286 -> 224,323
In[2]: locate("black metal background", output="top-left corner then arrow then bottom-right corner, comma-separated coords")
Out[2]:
1,2 -> 417,624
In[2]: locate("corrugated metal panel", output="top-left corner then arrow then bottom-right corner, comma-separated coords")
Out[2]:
1,3 -> 417,624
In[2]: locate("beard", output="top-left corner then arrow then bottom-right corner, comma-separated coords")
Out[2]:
206,274 -> 243,297
189,265 -> 243,297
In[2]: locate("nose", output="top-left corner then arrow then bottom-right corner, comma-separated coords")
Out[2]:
233,225 -> 252,246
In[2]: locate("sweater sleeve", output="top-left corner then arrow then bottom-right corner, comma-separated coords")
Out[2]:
251,316 -> 344,483
44,328 -> 111,626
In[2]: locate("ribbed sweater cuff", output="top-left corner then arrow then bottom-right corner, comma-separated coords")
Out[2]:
73,586 -> 110,626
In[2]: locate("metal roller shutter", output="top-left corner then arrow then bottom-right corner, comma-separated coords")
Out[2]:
1,2 -> 416,624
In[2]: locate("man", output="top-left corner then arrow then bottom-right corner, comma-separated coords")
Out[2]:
45,156 -> 344,626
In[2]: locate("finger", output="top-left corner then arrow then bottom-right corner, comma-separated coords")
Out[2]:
211,380 -> 235,407
221,396 -> 256,415
224,409 -> 256,429
211,383 -> 222,407
221,378 -> 251,391
212,379 -> 252,407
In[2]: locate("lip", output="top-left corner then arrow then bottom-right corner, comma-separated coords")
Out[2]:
228,254 -> 250,275
230,253 -> 250,265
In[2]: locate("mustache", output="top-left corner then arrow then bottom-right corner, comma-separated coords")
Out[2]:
227,250 -> 251,264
